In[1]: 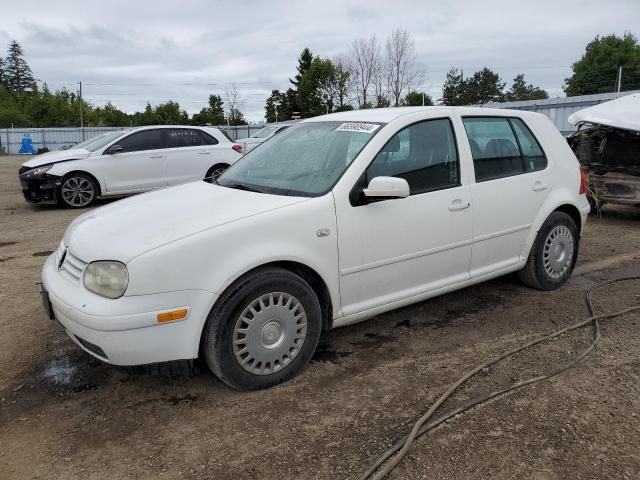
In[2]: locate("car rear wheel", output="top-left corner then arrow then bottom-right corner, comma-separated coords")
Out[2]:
202,267 -> 322,390
58,173 -> 98,208
204,164 -> 229,182
518,211 -> 579,290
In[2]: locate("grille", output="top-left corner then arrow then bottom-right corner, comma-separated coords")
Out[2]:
59,248 -> 88,282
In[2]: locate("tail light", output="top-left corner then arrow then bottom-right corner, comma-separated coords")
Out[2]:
579,167 -> 586,195
232,144 -> 243,154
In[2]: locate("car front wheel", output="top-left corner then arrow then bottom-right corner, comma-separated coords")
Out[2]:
202,267 -> 322,390
518,211 -> 579,290
58,173 -> 98,208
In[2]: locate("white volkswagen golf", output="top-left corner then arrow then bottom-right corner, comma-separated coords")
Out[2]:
19,125 -> 242,208
41,107 -> 590,390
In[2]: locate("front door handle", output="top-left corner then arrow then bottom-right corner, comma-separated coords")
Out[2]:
449,199 -> 470,211
532,181 -> 548,192
149,154 -> 163,159
198,151 -> 211,155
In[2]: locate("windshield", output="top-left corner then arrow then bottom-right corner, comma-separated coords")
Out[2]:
251,126 -> 279,139
217,121 -> 382,196
73,130 -> 127,152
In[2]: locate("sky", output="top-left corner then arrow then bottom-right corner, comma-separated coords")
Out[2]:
1,0 -> 639,123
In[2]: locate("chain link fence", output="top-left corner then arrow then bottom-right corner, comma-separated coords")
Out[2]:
0,125 -> 263,155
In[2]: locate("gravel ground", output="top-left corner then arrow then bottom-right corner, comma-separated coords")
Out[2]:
1,154 -> 639,480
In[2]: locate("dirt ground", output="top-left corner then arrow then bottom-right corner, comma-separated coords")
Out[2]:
1,154 -> 639,480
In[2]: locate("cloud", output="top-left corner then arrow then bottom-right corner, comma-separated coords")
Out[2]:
0,0 -> 638,121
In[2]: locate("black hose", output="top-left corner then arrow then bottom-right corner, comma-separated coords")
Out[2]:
358,275 -> 640,480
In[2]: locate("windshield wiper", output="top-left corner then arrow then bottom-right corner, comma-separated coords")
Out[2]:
221,182 -> 264,193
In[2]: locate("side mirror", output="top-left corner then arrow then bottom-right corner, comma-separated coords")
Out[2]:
363,176 -> 410,201
106,144 -> 123,154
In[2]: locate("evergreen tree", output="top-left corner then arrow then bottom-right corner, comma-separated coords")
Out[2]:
4,40 -> 34,93
505,74 -> 548,101
0,57 -> 5,87
402,91 -> 433,106
289,48 -> 314,88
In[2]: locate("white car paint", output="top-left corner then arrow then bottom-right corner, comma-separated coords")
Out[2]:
42,107 -> 590,369
568,93 -> 640,132
237,123 -> 294,153
21,125 -> 242,199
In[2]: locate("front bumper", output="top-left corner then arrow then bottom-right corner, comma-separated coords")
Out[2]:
19,173 -> 61,204
42,253 -> 217,365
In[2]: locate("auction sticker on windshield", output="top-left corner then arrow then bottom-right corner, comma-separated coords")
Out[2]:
335,122 -> 381,133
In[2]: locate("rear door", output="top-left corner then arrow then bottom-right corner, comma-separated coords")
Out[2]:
165,128 -> 219,185
463,116 -> 551,278
95,129 -> 167,193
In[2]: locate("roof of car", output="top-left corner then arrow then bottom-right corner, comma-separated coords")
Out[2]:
301,106 -> 545,124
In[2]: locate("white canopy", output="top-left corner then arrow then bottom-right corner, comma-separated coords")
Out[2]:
568,93 -> 640,132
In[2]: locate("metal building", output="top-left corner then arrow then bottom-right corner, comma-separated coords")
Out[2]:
483,90 -> 640,135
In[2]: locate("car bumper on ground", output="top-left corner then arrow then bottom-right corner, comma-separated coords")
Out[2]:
41,253 -> 217,365
19,173 -> 61,204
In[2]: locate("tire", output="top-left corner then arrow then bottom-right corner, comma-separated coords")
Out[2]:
202,267 -> 322,391
204,164 -> 229,182
518,211 -> 579,290
58,173 -> 98,208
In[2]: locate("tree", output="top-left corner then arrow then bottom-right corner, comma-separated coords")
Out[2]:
349,35 -> 380,108
505,74 -> 548,101
225,84 -> 247,125
94,102 -> 130,126
564,33 -> 640,96
441,68 -> 466,105
332,53 -> 351,110
403,91 -> 433,106
290,48 -> 314,88
298,57 -> 342,116
192,94 -> 225,125
4,40 -> 34,93
441,67 -> 505,105
0,57 -> 5,87
384,29 -> 422,107
265,89 -> 290,123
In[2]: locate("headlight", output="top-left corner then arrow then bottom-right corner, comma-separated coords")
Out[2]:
23,165 -> 52,177
83,261 -> 129,299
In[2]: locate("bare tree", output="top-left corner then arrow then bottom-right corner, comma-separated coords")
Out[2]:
332,53 -> 352,109
348,34 -> 380,108
385,29 -> 422,107
224,84 -> 245,125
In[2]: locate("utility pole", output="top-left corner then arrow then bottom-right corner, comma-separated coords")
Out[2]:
616,66 -> 622,97
422,93 -> 425,106
78,81 -> 85,140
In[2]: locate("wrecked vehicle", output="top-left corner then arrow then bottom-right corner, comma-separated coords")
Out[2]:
568,93 -> 640,209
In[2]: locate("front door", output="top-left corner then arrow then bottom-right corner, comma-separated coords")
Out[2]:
97,129 -> 167,193
335,118 -> 473,316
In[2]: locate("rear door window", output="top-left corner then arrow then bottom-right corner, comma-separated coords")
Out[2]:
167,129 -> 208,148
117,129 -> 164,152
510,118 -> 547,172
462,118 -> 524,182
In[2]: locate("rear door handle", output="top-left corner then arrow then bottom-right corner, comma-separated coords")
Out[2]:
449,199 -> 470,211
149,154 -> 163,159
532,181 -> 548,192
198,151 -> 211,155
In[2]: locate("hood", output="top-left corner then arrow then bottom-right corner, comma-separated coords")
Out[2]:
568,93 -> 640,132
63,181 -> 308,263
21,148 -> 92,168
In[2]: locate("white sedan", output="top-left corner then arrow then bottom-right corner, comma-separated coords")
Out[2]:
42,107 -> 590,390
19,125 -> 242,208
237,122 -> 294,153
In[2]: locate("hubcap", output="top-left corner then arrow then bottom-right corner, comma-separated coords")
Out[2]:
61,177 -> 94,207
207,167 -> 227,181
232,292 -> 307,375
543,225 -> 574,279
